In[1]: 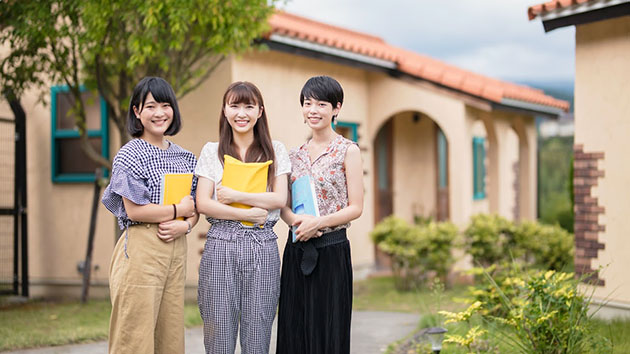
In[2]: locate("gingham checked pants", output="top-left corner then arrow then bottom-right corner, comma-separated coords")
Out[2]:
198,220 -> 280,354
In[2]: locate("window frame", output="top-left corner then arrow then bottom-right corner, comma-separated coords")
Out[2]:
334,121 -> 359,142
472,136 -> 486,200
50,85 -> 109,183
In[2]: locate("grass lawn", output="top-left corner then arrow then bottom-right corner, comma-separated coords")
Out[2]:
353,276 -> 468,314
0,299 -> 202,351
592,318 -> 630,354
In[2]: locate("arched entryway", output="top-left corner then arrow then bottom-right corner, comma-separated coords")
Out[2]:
372,111 -> 449,268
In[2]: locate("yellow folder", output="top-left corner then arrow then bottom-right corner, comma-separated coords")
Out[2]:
160,173 -> 193,220
221,155 -> 272,226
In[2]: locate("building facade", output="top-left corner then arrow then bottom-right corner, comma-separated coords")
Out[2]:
530,0 -> 630,318
0,12 -> 568,299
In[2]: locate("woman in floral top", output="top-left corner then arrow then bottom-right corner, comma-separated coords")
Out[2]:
277,76 -> 364,354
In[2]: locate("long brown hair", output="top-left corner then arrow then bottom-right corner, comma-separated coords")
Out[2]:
218,81 -> 276,186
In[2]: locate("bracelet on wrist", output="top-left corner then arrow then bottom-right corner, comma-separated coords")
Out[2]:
185,220 -> 192,234
172,204 -> 177,219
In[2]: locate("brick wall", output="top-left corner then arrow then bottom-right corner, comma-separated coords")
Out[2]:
573,144 -> 605,285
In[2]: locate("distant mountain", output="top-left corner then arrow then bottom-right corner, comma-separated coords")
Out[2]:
516,80 -> 574,112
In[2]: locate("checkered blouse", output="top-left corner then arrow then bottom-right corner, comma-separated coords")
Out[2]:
102,138 -> 197,229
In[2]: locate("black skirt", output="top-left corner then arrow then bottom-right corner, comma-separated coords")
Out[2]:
276,229 -> 353,354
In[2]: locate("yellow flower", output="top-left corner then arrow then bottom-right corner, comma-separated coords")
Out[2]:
544,270 -> 555,280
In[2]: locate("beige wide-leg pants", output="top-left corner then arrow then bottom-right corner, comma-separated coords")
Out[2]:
108,223 -> 187,354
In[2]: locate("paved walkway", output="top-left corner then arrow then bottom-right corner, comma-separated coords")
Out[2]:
6,311 -> 419,354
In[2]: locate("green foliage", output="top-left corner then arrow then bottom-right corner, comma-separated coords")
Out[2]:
464,214 -> 574,272
370,215 -> 410,246
513,221 -> 574,271
464,264 -> 528,318
539,136 -> 574,232
0,0 -> 277,165
463,214 -> 516,268
370,216 -> 458,290
445,267 -> 611,354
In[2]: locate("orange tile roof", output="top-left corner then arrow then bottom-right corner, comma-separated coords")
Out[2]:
528,0 -> 593,20
268,12 -> 569,112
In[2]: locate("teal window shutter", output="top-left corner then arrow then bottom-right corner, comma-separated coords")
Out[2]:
437,128 -> 447,188
51,85 -> 109,183
333,121 -> 359,142
473,137 -> 486,200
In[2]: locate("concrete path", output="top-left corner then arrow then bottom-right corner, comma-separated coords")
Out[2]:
5,311 -> 419,354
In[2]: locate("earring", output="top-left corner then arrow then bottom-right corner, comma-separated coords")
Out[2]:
303,118 -> 307,124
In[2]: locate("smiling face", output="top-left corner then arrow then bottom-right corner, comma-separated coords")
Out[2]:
134,92 -> 174,140
302,97 -> 340,131
223,97 -> 263,135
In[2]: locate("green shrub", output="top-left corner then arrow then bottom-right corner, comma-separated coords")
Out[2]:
514,221 -> 574,271
370,215 -> 410,245
464,264 -> 532,318
464,214 -> 516,267
464,214 -> 575,272
370,216 -> 458,290
441,267 -> 611,353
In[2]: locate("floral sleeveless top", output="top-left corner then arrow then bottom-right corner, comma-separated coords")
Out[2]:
289,134 -> 357,233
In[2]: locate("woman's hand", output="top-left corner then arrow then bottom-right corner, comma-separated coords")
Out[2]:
293,215 -> 323,242
246,207 -> 268,225
177,195 -> 196,218
157,220 -> 188,242
216,185 -> 240,205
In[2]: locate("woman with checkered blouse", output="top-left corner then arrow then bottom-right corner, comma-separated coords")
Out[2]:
195,81 -> 290,354
101,77 -> 199,354
277,76 -> 364,354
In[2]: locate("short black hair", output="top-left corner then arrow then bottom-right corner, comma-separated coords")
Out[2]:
127,77 -> 182,137
300,76 -> 344,110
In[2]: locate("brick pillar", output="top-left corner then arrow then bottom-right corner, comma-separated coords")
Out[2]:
573,144 -> 605,286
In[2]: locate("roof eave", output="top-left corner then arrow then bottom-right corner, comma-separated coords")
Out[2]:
535,0 -> 630,32
268,34 -> 397,70
497,98 -> 566,118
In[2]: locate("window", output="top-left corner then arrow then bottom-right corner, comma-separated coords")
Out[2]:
473,137 -> 486,200
334,121 -> 359,142
51,85 -> 109,183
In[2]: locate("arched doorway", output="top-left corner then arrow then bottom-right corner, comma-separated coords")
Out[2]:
373,111 -> 449,268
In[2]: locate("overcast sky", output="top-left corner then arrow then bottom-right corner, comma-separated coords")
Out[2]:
279,0 -> 575,84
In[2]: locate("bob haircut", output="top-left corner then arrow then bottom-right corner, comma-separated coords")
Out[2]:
299,75 -> 344,120
127,77 -> 182,137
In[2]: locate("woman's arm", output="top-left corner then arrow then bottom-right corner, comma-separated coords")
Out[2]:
196,176 -> 268,224
157,213 -> 200,242
280,206 -> 298,228
123,195 -> 196,223
216,173 -> 288,210
294,144 -> 364,241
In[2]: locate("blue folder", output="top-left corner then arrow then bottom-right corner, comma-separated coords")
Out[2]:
291,175 -> 320,242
